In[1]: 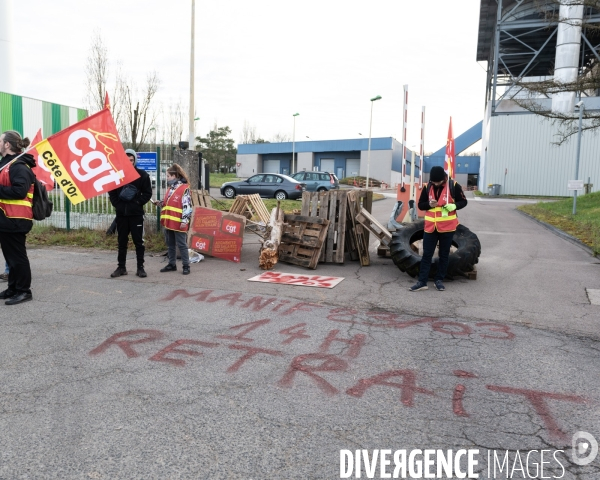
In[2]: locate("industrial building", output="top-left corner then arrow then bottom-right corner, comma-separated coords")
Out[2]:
236,137 -> 408,186
237,128 -> 482,188
0,91 -> 87,138
478,0 -> 600,196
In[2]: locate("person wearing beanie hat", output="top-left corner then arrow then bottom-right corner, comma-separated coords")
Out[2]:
125,149 -> 137,165
409,167 -> 468,292
108,148 -> 153,278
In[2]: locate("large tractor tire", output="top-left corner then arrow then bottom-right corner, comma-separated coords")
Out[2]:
389,220 -> 481,279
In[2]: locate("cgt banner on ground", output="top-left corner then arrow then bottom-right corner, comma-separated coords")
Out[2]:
188,207 -> 246,263
33,109 -> 139,205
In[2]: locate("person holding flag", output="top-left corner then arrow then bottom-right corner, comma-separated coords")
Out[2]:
0,130 -> 36,305
409,166 -> 467,292
108,149 -> 152,278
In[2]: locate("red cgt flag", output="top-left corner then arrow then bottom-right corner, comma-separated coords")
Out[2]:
444,117 -> 455,180
28,129 -> 54,191
35,109 -> 139,205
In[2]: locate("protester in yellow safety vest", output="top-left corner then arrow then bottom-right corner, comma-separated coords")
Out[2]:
409,166 -> 467,292
0,131 -> 36,305
156,164 -> 193,275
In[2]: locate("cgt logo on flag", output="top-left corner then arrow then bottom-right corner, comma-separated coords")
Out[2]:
36,109 -> 139,205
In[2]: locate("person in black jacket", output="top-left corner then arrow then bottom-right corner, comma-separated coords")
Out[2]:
108,149 -> 152,278
0,130 -> 36,305
409,166 -> 468,292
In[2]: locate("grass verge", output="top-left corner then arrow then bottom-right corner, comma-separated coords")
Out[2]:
209,173 -> 238,188
27,226 -> 167,253
26,193 -> 386,251
517,191 -> 600,255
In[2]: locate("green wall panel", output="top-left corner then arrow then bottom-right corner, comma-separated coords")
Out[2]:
60,105 -> 69,129
11,95 -> 23,136
0,92 -> 13,132
77,109 -> 88,121
51,103 -> 62,135
42,102 -> 53,137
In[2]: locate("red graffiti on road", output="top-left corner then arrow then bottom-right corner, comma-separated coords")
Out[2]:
346,370 -> 436,407
149,339 -> 219,366
278,353 -> 348,396
486,386 -> 588,440
160,289 -> 517,340
89,327 -> 590,441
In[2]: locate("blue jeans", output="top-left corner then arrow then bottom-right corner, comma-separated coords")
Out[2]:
4,261 -> 8,274
418,230 -> 455,284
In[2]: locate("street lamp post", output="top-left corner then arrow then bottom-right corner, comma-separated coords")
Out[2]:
366,95 -> 382,189
573,100 -> 584,215
292,113 -> 299,174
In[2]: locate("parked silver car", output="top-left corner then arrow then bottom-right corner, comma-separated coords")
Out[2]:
291,171 -> 339,192
220,173 -> 306,200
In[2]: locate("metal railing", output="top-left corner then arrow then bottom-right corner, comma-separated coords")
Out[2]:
34,144 -> 200,234
37,188 -> 161,233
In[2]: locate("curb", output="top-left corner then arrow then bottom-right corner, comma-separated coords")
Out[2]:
516,209 -> 596,256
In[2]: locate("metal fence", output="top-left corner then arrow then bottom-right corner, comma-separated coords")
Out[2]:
35,145 -> 200,234
38,189 -> 161,233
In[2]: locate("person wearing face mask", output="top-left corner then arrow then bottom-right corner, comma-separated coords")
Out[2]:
0,130 -> 36,305
154,164 -> 193,275
108,149 -> 152,278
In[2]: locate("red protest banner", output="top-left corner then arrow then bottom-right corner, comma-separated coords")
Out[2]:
28,129 -> 54,191
445,117 -> 455,180
35,109 -> 139,205
188,207 -> 246,263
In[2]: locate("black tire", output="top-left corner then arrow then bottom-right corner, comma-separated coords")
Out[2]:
317,187 -> 327,193
274,190 -> 288,200
389,220 -> 481,279
223,186 -> 236,199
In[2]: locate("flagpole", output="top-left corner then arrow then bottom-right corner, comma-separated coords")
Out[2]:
188,0 -> 195,150
419,106 -> 425,190
401,85 -> 408,190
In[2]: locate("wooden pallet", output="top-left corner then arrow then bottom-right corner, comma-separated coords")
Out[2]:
346,191 -> 370,266
190,189 -> 212,208
278,215 -> 330,269
466,266 -> 477,280
228,194 -> 270,224
377,244 -> 391,258
355,208 -> 392,247
300,189 -> 374,265
301,191 -> 347,263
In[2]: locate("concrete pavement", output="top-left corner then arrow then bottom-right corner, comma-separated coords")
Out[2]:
0,192 -> 598,478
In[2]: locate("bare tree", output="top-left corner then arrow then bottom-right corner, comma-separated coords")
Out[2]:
84,31 -> 109,114
271,132 -> 291,143
83,32 -> 160,150
507,0 -> 600,143
122,72 -> 161,151
166,101 -> 185,147
240,120 -> 259,144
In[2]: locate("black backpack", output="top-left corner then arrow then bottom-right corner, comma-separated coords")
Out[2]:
32,178 -> 53,220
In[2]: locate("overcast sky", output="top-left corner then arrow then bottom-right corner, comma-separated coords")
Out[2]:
13,0 -> 486,152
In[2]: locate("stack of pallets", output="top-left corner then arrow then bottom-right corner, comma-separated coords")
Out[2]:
298,189 -> 373,266
229,194 -> 270,224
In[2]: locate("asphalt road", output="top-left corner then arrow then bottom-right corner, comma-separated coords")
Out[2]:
0,192 -> 598,479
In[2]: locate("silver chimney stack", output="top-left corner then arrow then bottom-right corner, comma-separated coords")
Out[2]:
552,1 -> 584,113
